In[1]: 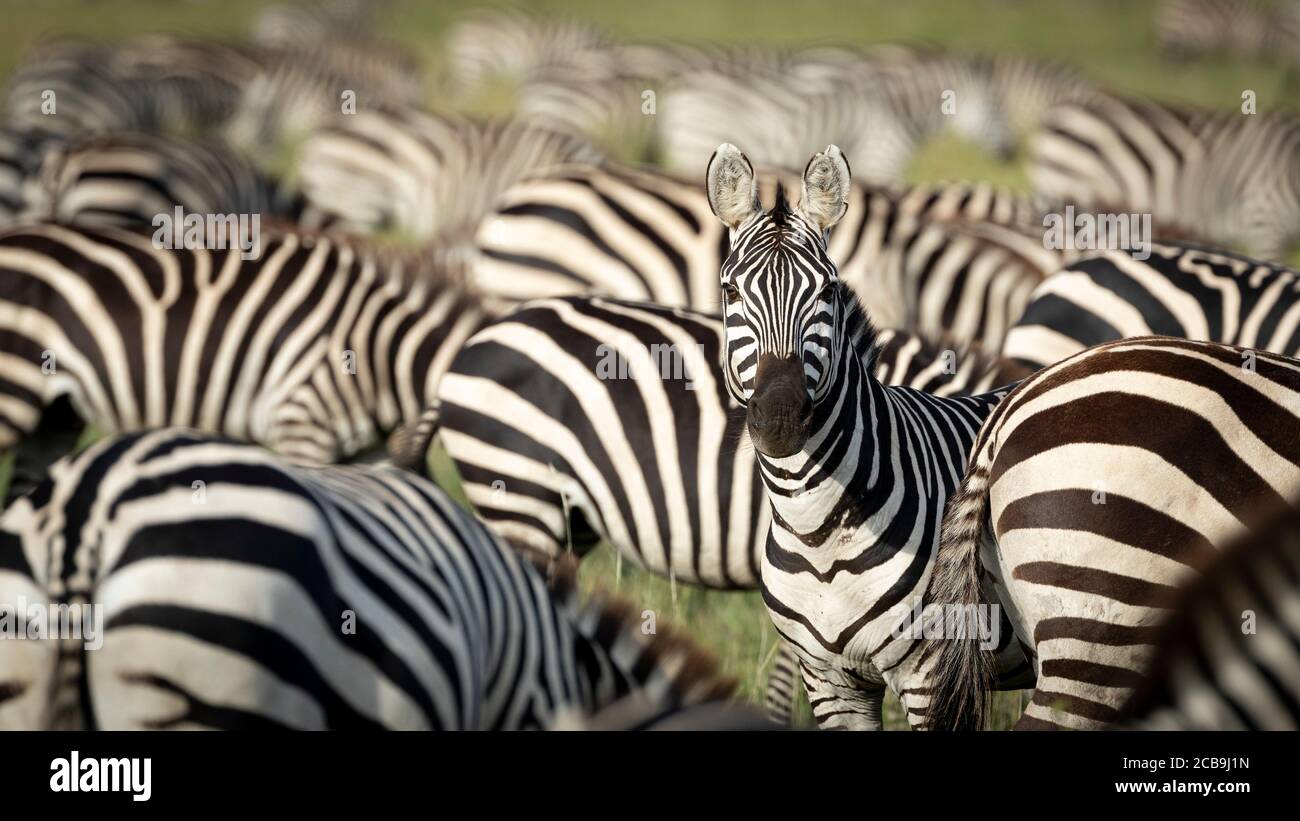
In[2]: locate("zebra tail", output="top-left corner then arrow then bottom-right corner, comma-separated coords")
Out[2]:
925,450 -> 996,732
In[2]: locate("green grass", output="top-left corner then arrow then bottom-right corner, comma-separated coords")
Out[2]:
3,0 -> 1295,728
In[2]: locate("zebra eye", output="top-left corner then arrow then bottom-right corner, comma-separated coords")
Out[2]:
820,282 -> 838,303
722,283 -> 741,302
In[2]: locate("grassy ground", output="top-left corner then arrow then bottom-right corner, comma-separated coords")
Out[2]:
2,0 -> 1296,728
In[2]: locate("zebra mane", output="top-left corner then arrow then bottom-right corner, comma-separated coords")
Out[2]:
517,547 -> 737,712
836,280 -> 883,371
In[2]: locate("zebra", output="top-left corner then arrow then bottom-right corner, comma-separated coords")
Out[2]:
700,142 -> 1034,728
0,427 -> 732,729
293,108 -> 604,243
471,162 -> 1056,345
1029,94 -> 1300,261
221,44 -> 426,158
0,126 -> 60,227
0,222 -> 489,504
443,9 -> 611,100
425,295 -> 1024,724
1002,241 -> 1300,371
2,39 -> 164,139
658,46 -> 1017,181
925,335 -> 1300,731
251,0 -> 391,47
22,132 -> 335,231
1155,0 -> 1296,62
430,297 -> 1029,590
1120,503 -> 1300,730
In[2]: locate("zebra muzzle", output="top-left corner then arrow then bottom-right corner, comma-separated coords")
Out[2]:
747,354 -> 813,458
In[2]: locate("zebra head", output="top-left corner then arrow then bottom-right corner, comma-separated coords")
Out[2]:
706,142 -> 851,458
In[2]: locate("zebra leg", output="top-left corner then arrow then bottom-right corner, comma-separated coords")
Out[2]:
5,395 -> 85,507
763,642 -> 804,725
800,662 -> 886,730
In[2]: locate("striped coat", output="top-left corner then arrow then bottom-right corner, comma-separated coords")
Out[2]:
0,428 -> 731,729
926,336 -> 1300,730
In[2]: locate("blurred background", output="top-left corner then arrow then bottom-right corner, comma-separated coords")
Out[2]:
4,0 -> 1298,728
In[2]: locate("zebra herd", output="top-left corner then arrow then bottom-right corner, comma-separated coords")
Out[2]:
1,2 -> 1300,731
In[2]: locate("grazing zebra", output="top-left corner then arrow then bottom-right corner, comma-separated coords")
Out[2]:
659,46 -> 1017,180
926,336 -> 1300,731
472,163 -> 1055,344
294,108 -> 603,242
1029,94 -> 1300,261
0,222 -> 489,504
23,132 -> 333,230
701,143 -> 1033,728
1121,504 -> 1300,730
0,428 -> 731,729
443,9 -> 611,99
1002,241 -> 1300,371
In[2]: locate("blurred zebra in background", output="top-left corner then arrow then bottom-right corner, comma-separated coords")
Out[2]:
0,223 -> 488,503
658,46 -> 1018,179
1002,241 -> 1300,370
19,132 -> 334,230
1156,0 -> 1300,63
0,127 -> 55,226
444,8 -> 612,100
294,108 -> 603,244
0,428 -> 732,729
1121,503 -> 1300,730
926,336 -> 1300,731
1029,94 -> 1300,260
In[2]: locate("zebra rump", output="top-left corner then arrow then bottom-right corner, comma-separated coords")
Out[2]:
926,336 -> 1300,730
0,428 -> 732,730
1121,502 -> 1300,730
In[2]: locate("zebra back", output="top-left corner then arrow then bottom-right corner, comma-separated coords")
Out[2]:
295,108 -> 604,243
1002,241 -> 1300,370
0,428 -> 732,729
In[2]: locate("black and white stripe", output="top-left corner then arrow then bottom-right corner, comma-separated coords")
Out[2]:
926,336 -> 1300,730
1030,94 -> 1300,260
294,108 -> 603,242
443,9 -> 611,100
0,223 -> 488,501
21,132 -> 333,230
659,46 -> 1017,181
1121,502 -> 1300,730
435,297 -> 1028,590
0,428 -> 731,729
704,143 -> 1031,729
472,163 -> 1055,347
431,295 -> 1022,724
1002,241 -> 1300,370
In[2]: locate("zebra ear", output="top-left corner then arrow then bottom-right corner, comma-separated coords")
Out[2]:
706,143 -> 759,230
799,145 -> 851,231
